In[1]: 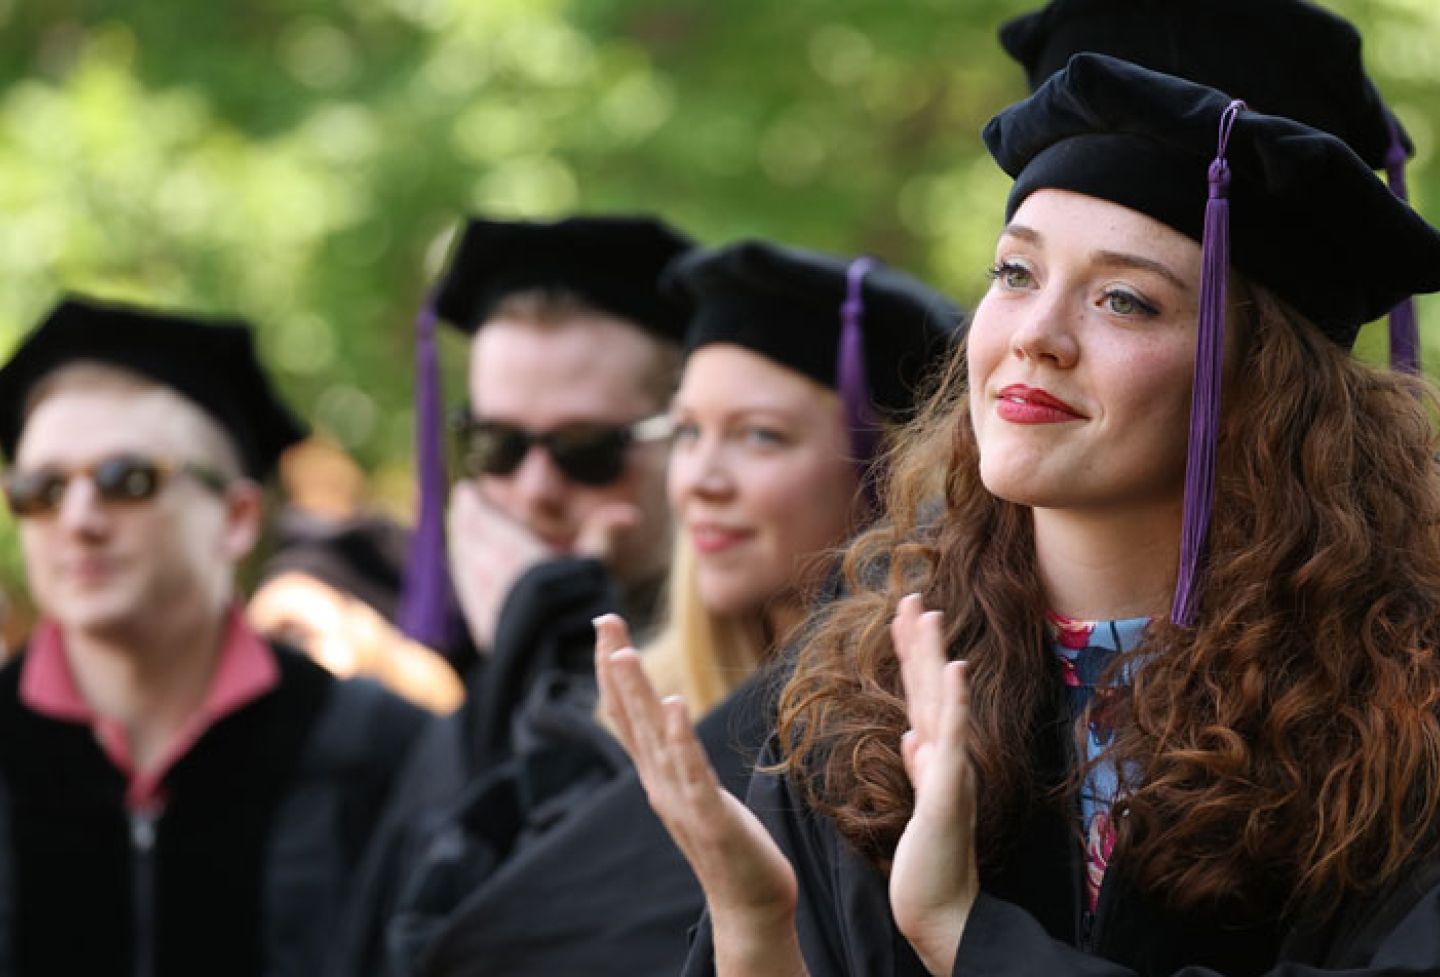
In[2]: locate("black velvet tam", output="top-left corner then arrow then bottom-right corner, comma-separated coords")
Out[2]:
664,240 -> 966,420
998,0 -> 1410,169
983,53 -> 1440,348
433,215 -> 694,341
0,296 -> 306,478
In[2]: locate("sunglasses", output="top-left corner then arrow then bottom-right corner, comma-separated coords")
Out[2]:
454,413 -> 673,487
2,454 -> 230,518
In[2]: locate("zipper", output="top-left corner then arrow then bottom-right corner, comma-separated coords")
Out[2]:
130,807 -> 160,977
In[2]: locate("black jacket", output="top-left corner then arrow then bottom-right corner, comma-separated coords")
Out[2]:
0,643 -> 429,977
406,664 -> 778,977
327,556 -> 637,977
329,554 -> 780,977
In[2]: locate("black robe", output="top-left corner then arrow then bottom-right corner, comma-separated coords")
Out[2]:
683,718 -> 1440,977
326,556 -> 640,977
0,643 -> 429,977
326,549 -> 782,977
406,665 -> 778,977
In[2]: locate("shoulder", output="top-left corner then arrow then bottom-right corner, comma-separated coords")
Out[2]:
0,654 -> 22,706
272,643 -> 432,779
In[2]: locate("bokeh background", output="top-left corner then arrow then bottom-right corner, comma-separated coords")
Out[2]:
1,0 -> 1437,638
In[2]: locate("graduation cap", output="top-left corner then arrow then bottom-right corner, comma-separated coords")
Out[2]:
398,215 -> 694,648
665,240 -> 966,493
433,215 -> 694,339
982,52 -> 1440,624
0,295 -> 306,479
998,0 -> 1421,371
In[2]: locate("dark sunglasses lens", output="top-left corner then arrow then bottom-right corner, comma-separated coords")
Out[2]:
94,456 -> 164,502
548,428 -> 628,486
461,424 -> 530,478
3,469 -> 67,516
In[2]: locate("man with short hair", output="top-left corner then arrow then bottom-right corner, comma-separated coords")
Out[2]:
330,215 -> 692,977
447,284 -> 679,653
0,296 -> 429,977
395,216 -> 691,769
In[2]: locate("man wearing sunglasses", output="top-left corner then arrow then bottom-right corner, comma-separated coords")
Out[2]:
329,216 -> 691,977
0,297 -> 428,977
432,219 -> 690,668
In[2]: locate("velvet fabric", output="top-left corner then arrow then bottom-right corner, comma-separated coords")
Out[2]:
0,295 -> 306,478
667,240 -> 966,422
986,54 -> 1440,347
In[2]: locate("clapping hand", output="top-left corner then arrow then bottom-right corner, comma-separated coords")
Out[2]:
594,614 -> 808,977
888,594 -> 980,976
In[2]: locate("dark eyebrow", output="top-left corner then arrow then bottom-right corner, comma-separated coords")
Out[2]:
1093,250 -> 1190,293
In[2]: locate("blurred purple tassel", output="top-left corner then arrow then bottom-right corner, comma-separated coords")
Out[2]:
838,257 -> 881,508
397,297 -> 455,648
1385,113 -> 1421,373
1173,100 -> 1244,627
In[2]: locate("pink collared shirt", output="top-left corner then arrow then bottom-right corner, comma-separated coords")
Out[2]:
20,607 -> 280,811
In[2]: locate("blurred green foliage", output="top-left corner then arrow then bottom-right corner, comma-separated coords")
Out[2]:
1,0 -> 1438,603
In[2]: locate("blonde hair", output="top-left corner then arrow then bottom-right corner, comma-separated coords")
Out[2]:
638,535 -> 769,718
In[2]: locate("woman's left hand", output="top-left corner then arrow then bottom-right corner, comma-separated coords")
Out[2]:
887,593 -> 980,976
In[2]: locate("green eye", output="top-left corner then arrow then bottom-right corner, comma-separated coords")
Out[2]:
1101,289 -> 1158,317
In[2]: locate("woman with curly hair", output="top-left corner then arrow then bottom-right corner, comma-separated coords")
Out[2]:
599,54 -> 1440,977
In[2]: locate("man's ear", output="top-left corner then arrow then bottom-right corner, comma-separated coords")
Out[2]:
221,480 -> 267,561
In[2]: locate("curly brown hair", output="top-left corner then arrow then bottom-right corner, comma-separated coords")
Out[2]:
775,286 -> 1440,915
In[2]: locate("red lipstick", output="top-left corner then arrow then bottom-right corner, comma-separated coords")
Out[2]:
996,384 -> 1085,424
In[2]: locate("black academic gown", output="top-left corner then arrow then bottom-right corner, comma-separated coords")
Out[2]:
327,555 -> 653,977
404,665 -> 778,977
683,710 -> 1440,977
0,642 -> 429,977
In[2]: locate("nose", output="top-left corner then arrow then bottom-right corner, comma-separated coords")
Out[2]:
668,431 -> 735,507
54,475 -> 111,538
507,443 -> 571,514
1010,288 -> 1080,369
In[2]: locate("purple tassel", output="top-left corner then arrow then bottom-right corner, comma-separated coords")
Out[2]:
1172,100 -> 1245,627
1384,113 -> 1421,373
397,295 -> 455,648
838,257 -> 882,507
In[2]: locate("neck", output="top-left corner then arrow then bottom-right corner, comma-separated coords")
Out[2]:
62,603 -> 230,774
765,598 -> 806,650
1032,500 -> 1181,621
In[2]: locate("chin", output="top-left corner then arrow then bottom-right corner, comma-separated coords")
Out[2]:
45,587 -> 146,639
55,606 -> 142,641
979,470 -> 1047,508
695,576 -> 766,620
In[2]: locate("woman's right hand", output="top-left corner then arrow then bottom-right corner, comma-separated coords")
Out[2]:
594,614 -> 808,977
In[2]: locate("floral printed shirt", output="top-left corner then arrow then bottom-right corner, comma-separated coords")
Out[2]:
1045,611 -> 1149,913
